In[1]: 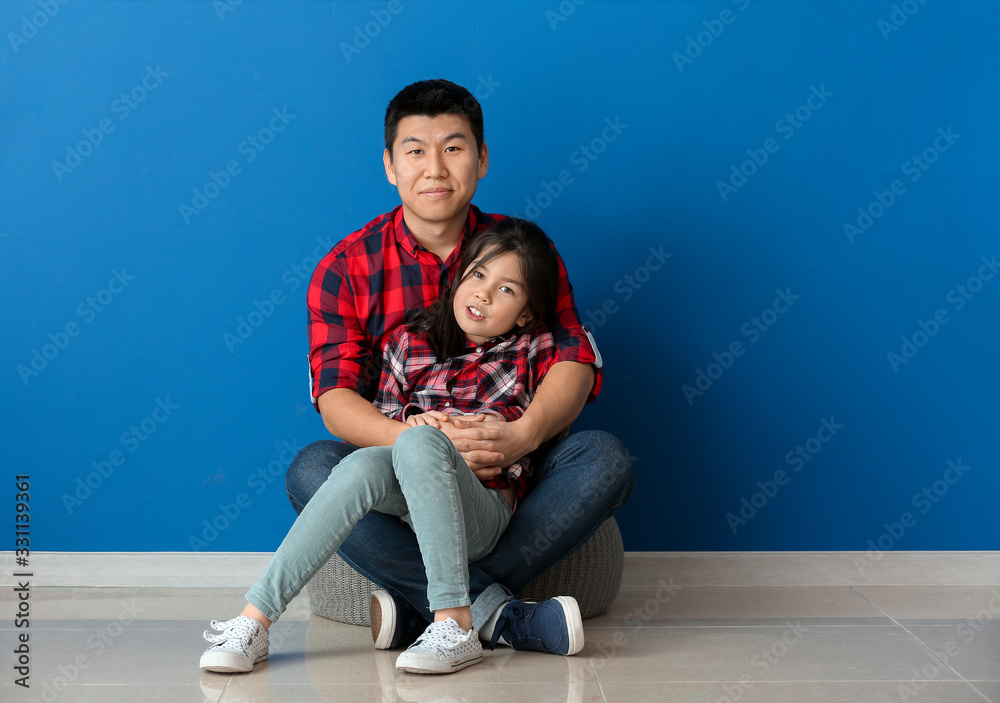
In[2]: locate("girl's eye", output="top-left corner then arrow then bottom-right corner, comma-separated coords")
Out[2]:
473,271 -> 485,279
500,286 -> 513,295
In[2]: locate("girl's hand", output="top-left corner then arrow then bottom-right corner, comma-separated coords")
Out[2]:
405,410 -> 452,428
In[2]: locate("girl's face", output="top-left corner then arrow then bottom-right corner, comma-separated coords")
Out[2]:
452,249 -> 532,345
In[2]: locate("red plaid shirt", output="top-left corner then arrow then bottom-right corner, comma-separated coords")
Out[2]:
308,205 -> 600,403
375,325 -> 564,504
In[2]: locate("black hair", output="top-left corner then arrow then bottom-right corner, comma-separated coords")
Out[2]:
384,79 -> 485,160
408,218 -> 560,361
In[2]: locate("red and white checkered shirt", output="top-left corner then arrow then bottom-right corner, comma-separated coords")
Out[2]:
375,324 -> 563,505
307,205 -> 600,404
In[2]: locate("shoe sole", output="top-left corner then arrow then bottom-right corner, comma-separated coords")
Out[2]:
370,591 -> 397,650
395,651 -> 483,674
199,651 -> 267,673
554,596 -> 584,656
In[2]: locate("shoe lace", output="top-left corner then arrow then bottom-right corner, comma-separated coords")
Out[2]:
203,617 -> 258,651
488,603 -> 529,650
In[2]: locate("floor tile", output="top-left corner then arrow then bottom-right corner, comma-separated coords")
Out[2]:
973,681 -> 1000,702
854,586 -> 1000,621
5,558 -> 1000,703
600,680 -> 991,703
581,624 -> 958,683
586,585 -> 887,628
0,586 -> 312,626
0,684 -> 217,703
218,678 -> 603,703
905,622 -> 1000,682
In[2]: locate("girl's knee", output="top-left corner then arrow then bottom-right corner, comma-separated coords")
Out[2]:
392,426 -> 456,478
394,425 -> 450,455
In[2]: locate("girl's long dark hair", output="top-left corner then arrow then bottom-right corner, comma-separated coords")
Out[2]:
408,218 -> 560,360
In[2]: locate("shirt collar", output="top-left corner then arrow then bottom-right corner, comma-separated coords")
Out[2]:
392,205 -> 477,262
464,331 -> 518,353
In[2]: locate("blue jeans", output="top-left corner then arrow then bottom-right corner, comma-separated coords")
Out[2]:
246,426 -> 512,622
285,429 -> 634,630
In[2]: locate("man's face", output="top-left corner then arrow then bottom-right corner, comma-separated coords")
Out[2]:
383,113 -> 488,236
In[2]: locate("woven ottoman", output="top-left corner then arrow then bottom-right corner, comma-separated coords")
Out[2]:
306,516 -> 624,625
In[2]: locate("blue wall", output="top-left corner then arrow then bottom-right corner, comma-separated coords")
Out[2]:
3,1 -> 997,553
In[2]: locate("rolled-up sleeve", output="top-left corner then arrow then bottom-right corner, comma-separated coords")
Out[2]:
549,247 -> 603,401
308,252 -> 373,404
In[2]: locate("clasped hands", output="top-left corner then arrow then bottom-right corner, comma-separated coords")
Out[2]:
405,410 -> 530,481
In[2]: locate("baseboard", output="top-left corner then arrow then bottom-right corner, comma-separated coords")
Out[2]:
621,551 -> 1000,587
3,551 -> 998,589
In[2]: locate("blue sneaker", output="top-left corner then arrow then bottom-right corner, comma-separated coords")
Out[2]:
370,590 -> 428,650
488,596 -> 584,655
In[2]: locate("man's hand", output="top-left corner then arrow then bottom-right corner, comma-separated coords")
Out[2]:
437,415 -> 538,481
431,415 -> 507,480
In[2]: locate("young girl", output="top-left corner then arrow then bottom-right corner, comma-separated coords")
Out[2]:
200,218 -> 574,675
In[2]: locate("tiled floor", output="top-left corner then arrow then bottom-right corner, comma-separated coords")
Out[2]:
2,561 -> 999,702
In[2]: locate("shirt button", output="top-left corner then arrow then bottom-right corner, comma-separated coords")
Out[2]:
445,402 -> 451,407
476,347 -> 483,353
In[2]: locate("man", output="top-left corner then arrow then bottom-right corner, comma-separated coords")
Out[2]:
288,78 -> 633,662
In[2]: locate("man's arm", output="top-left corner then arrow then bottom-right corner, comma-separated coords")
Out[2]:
318,388 -> 408,447
319,389 -> 508,473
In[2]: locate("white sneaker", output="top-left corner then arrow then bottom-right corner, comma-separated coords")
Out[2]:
395,618 -> 483,674
200,615 -> 269,673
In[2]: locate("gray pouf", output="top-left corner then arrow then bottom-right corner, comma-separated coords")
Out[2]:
306,517 -> 624,625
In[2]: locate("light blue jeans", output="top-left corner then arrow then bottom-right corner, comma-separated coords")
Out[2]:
246,426 -> 512,621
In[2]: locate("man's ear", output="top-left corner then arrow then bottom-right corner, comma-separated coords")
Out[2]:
383,148 -> 397,186
477,142 -> 489,180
